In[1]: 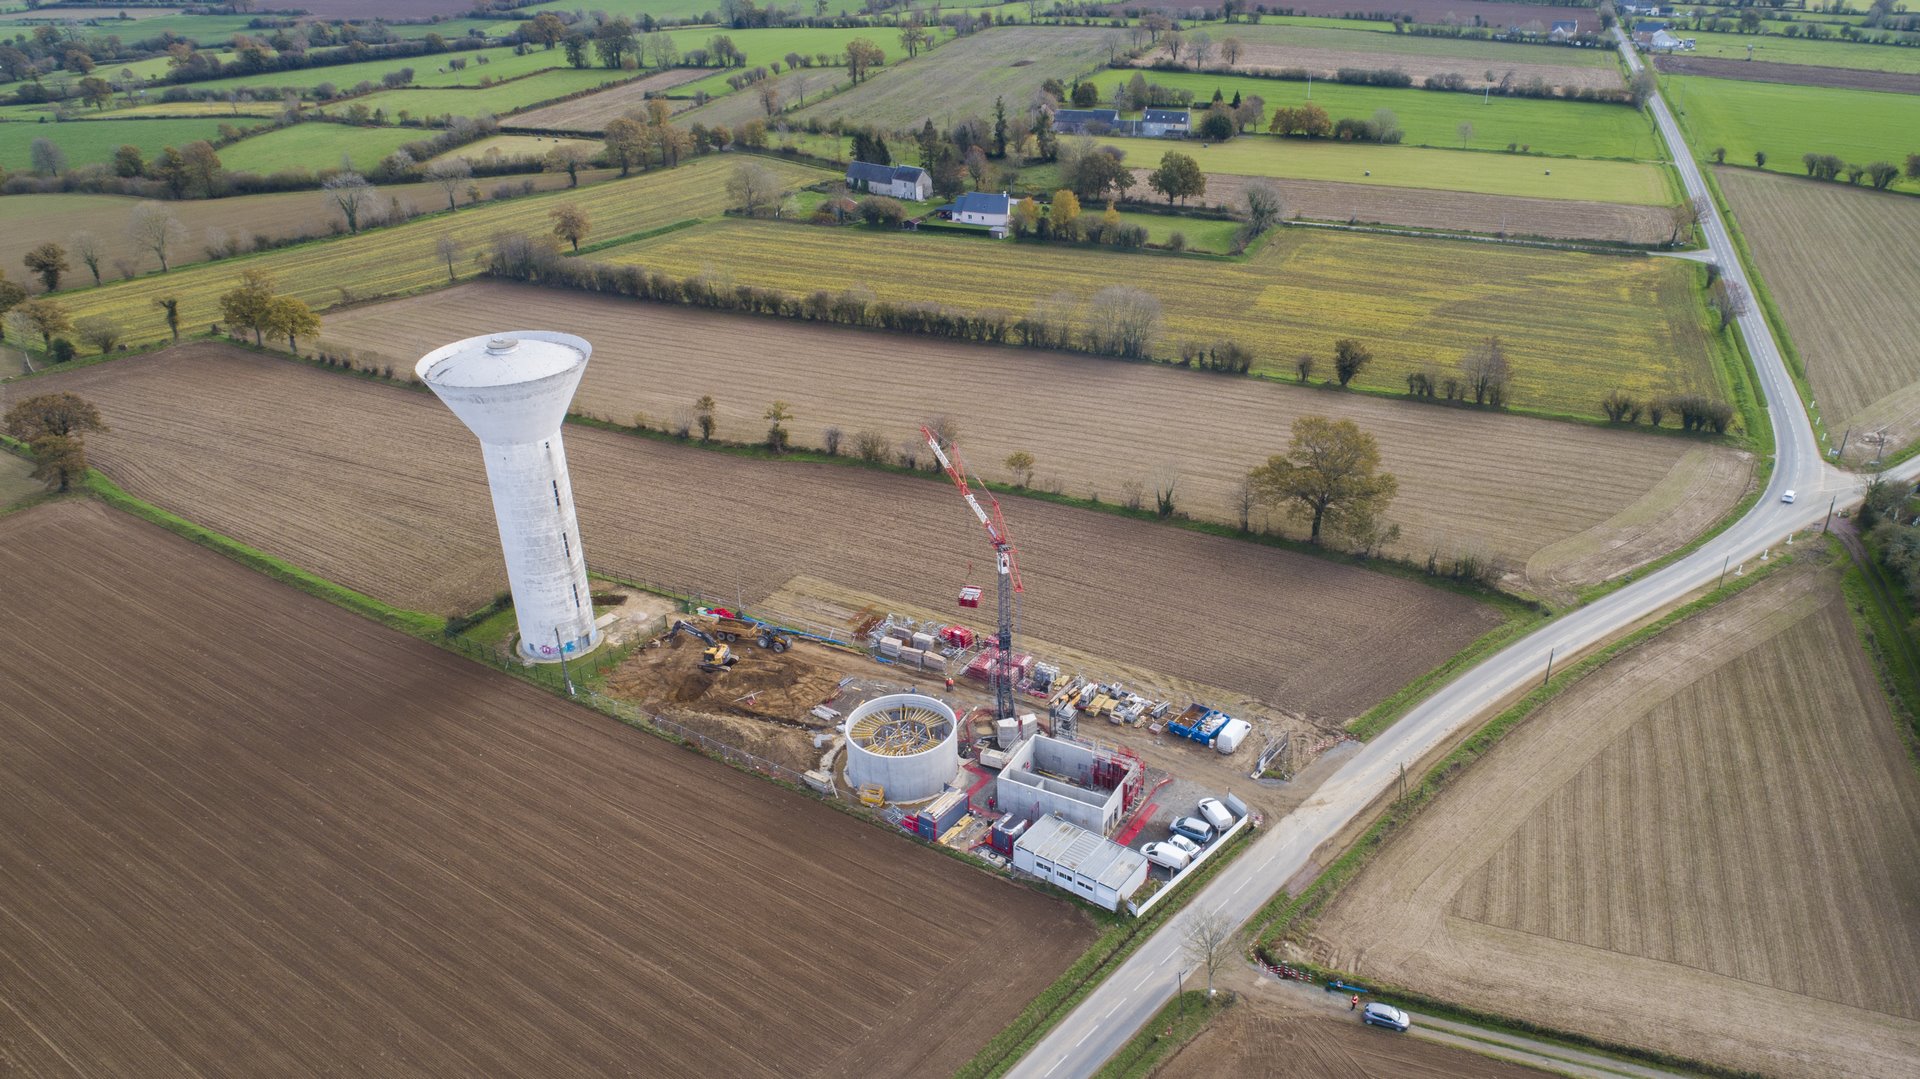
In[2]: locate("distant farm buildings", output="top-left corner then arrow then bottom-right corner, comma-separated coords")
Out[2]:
845,160 -> 931,201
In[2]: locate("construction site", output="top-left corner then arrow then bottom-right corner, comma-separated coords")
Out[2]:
585,425 -> 1341,913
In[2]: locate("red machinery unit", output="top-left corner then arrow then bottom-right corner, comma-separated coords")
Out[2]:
940,625 -> 976,648
957,585 -> 983,608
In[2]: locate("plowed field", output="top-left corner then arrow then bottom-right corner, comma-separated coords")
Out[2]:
16,343 -> 1504,721
0,499 -> 1091,1075
796,26 -> 1112,128
508,67 -> 711,132
1137,170 -> 1673,243
1205,45 -> 1620,93
320,282 -> 1752,596
1715,166 -> 1920,457
1310,564 -> 1920,1077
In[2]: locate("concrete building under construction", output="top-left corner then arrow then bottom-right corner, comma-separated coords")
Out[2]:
995,735 -> 1142,835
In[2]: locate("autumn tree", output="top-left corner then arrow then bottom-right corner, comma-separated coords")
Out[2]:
694,394 -> 716,441
549,203 -> 590,251
545,142 -> 594,187
1004,450 -> 1036,487
265,295 -> 320,351
844,38 -> 883,83
218,268 -> 276,345
1332,338 -> 1371,387
1247,415 -> 1399,545
180,139 -> 222,196
726,161 -> 779,215
128,202 -> 185,272
603,116 -> 652,175
16,297 -> 71,349
5,392 -> 105,442
764,399 -> 792,452
1050,188 -> 1081,240
24,242 -> 69,292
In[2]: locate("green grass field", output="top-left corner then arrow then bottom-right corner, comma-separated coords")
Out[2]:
593,217 -> 1729,420
1093,71 -> 1662,160
42,156 -> 832,345
1113,210 -> 1241,252
430,133 -> 601,164
1666,74 -> 1920,175
516,0 -> 720,21
0,116 -> 232,172
216,123 -> 423,174
1083,134 -> 1673,204
1675,30 -> 1920,73
346,69 -> 641,122
664,25 -> 948,72
1223,21 -> 1620,67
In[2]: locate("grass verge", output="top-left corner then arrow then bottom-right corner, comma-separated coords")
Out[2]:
1839,536 -> 1920,753
1089,991 -> 1232,1079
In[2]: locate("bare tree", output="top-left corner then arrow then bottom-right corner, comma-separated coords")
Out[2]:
322,173 -> 376,234
126,202 -> 186,273
423,157 -> 472,212
1707,278 -> 1749,330
435,234 -> 464,282
1182,910 -> 1234,998
1085,286 -> 1161,358
70,231 -> 105,286
726,161 -> 779,215
1459,336 -> 1512,407
1240,179 -> 1284,237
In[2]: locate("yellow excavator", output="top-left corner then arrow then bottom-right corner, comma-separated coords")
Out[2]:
667,620 -> 738,673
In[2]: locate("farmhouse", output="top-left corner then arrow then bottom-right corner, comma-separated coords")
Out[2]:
1549,20 -> 1580,41
1051,107 -> 1121,134
1138,108 -> 1190,138
846,160 -> 931,201
1634,27 -> 1685,51
937,191 -> 1018,235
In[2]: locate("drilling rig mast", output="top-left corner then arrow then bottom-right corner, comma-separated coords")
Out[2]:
922,425 -> 1023,721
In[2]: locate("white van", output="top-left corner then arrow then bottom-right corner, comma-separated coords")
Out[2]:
1142,842 -> 1191,871
1197,797 -> 1234,832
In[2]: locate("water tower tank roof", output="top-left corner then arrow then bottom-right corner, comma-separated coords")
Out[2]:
415,330 -> 592,446
418,333 -> 587,389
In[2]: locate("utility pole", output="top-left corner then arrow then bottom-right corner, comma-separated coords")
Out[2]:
1718,554 -> 1730,590
1838,428 -> 1852,458
1543,646 -> 1555,687
1824,495 -> 1837,533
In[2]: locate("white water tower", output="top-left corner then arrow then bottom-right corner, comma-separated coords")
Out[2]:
417,331 -> 601,662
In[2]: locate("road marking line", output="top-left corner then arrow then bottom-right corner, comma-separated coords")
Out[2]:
1103,1000 -> 1122,1020
1043,1054 -> 1065,1077
1074,1027 -> 1095,1048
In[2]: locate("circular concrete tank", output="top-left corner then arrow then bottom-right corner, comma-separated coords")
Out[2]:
844,693 -> 959,804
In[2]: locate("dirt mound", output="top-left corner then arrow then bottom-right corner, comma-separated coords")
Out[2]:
606,633 -> 846,725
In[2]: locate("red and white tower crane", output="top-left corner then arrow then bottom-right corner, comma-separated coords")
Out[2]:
921,424 -> 1023,721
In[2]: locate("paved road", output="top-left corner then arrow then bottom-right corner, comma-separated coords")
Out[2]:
1008,32 -> 1908,1079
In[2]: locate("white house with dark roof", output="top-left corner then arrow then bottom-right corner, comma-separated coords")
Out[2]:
1138,107 -> 1189,137
936,191 -> 1017,236
845,160 -> 931,201
1051,107 -> 1121,134
1549,19 -> 1580,40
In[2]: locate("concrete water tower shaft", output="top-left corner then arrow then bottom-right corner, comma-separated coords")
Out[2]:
416,331 -> 601,662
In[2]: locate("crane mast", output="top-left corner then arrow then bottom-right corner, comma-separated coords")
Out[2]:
922,425 -> 1023,721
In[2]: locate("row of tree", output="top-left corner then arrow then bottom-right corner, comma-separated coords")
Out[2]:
1599,391 -> 1733,433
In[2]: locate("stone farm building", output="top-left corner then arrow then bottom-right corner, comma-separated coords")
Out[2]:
846,160 -> 932,201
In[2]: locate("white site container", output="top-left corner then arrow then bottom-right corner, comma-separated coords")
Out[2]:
416,331 -> 600,662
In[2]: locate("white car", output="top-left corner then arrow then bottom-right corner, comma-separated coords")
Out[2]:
1165,833 -> 1202,857
1782,490 -> 1796,503
1362,1002 -> 1411,1032
1197,797 -> 1234,832
1141,842 -> 1191,871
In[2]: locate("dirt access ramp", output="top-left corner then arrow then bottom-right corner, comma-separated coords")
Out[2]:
1306,561 -> 1920,1077
0,499 -> 1094,1077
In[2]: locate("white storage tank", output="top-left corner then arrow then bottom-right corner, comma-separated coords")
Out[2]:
843,693 -> 959,803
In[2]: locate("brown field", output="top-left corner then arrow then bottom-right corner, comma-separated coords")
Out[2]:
1307,562 -> 1920,1077
1715,166 -> 1920,456
15,343 -> 1504,722
1155,993 -> 1550,1078
320,283 -> 1752,598
796,26 -> 1114,129
0,499 -> 1094,1075
507,68 -> 713,132
1141,169 -> 1673,243
1655,54 -> 1920,93
1192,45 -> 1621,93
1103,0 -> 1590,23
0,173 -> 597,286
678,66 -> 854,129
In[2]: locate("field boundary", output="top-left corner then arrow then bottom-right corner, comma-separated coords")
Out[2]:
1089,991 -> 1233,1079
1839,535 -> 1920,756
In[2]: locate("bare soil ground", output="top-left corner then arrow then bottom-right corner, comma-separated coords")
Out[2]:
1103,0 -> 1590,24
508,68 -> 713,132
320,283 -> 1752,599
1715,166 -> 1920,459
1155,991 -> 1551,1078
1146,169 -> 1673,243
1655,53 -> 1920,93
678,66 -> 849,128
16,343 -> 1502,723
1185,45 -> 1622,92
1306,562 -> 1920,1077
0,452 -> 37,507
0,499 -> 1094,1076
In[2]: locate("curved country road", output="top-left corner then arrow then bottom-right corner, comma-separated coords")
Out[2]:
1007,28 -> 1918,1079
